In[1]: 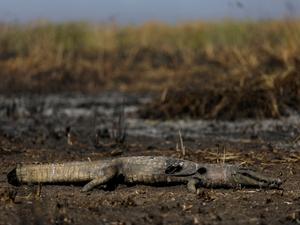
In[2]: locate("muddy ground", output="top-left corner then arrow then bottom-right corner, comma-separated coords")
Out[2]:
0,93 -> 300,225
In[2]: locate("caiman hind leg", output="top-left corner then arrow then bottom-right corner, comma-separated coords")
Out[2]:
82,166 -> 118,192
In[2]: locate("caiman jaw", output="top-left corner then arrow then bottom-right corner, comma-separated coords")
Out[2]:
231,168 -> 282,188
186,164 -> 283,189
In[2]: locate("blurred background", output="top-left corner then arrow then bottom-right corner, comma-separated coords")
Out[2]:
1,0 -> 300,22
0,0 -> 300,119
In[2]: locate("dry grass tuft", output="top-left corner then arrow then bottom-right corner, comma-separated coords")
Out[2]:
140,70 -> 300,120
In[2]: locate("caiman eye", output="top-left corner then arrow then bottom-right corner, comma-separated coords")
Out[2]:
197,167 -> 207,175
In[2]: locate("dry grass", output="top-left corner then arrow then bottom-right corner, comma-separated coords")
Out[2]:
0,20 -> 300,119
140,69 -> 300,119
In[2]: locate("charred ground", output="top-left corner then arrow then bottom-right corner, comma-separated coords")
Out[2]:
0,94 -> 299,225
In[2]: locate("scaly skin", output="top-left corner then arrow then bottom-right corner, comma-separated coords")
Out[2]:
7,156 -> 282,193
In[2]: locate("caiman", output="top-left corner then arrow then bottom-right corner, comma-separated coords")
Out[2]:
7,156 -> 282,193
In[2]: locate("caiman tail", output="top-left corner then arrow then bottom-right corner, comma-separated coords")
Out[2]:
7,161 -> 100,185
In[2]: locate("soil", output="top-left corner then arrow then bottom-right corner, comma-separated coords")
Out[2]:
0,93 -> 299,225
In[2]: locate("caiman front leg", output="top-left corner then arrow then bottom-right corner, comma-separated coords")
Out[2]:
82,166 -> 118,192
187,178 -> 201,193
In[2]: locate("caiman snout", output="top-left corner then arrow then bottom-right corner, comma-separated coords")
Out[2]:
232,168 -> 282,188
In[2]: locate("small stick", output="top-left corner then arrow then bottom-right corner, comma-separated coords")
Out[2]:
178,130 -> 185,157
222,146 -> 226,164
36,183 -> 42,198
160,88 -> 168,102
292,134 -> 300,143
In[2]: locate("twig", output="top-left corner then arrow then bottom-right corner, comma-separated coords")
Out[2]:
35,184 -> 42,198
112,100 -> 127,144
178,130 -> 185,157
160,88 -> 168,102
222,146 -> 226,164
292,134 -> 300,143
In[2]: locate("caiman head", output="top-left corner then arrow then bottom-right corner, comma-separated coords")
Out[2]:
165,160 -> 282,189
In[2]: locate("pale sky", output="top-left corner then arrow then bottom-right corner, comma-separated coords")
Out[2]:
0,0 -> 299,23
